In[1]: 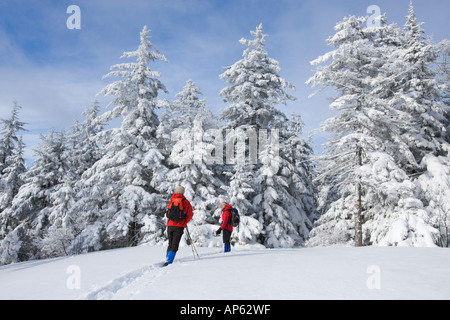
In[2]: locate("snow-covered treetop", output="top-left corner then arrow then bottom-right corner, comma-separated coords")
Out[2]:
404,2 -> 426,50
219,23 -> 295,129
0,102 -> 26,170
98,26 -> 169,123
173,79 -> 206,125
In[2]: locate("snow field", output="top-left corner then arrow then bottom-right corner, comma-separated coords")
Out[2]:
0,244 -> 449,300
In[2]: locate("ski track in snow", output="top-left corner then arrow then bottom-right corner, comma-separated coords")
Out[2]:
76,251 -> 218,300
77,263 -> 165,300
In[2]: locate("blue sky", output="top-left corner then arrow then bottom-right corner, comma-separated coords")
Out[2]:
0,0 -> 449,163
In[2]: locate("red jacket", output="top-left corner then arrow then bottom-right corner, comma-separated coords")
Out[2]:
166,193 -> 193,228
220,203 -> 233,232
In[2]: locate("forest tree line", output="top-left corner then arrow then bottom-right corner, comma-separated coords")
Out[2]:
0,4 -> 449,265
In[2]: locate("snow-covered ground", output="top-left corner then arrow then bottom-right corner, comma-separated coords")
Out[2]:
0,244 -> 449,300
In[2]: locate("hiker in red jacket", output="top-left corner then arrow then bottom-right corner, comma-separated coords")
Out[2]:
216,202 -> 233,253
164,186 -> 193,266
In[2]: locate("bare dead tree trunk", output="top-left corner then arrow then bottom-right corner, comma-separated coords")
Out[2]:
355,145 -> 363,247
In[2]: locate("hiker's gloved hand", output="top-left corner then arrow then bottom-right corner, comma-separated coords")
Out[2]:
216,228 -> 222,236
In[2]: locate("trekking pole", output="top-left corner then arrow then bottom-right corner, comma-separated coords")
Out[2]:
185,226 -> 200,260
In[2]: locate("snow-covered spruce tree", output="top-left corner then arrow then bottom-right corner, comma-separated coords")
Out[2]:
66,100 -> 104,178
307,10 -> 442,247
158,80 -> 225,246
359,152 -> 439,247
392,3 -> 449,168
220,125 -> 264,246
435,39 -> 450,145
373,4 -> 449,247
309,146 -> 437,246
307,15 -> 383,246
220,24 -> 314,247
430,49 -> 450,247
0,102 -> 27,228
0,136 -> 26,239
157,80 -> 207,154
368,15 -> 420,172
307,14 -> 422,247
219,23 -> 294,131
31,101 -> 106,259
279,115 -> 317,242
222,160 -> 263,246
362,8 -> 447,247
36,173 -> 80,258
0,102 -> 26,176
253,114 -> 317,248
73,26 -> 169,251
416,154 -> 450,247
0,129 -> 68,263
423,42 -> 450,246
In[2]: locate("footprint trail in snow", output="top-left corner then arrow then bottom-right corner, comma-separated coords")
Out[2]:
77,262 -> 169,300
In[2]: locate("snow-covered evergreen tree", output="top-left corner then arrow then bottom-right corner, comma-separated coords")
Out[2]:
307,15 -> 389,246
361,152 -> 439,247
435,39 -> 450,145
0,136 -> 26,238
0,102 -> 26,175
369,6 -> 448,247
220,24 -> 315,247
222,159 -> 263,246
279,115 -> 317,240
37,173 -> 81,258
72,26 -> 169,251
427,42 -> 450,247
66,100 -> 104,178
157,80 -> 226,246
250,114 -> 316,247
307,7 -> 445,247
0,129 -> 68,263
19,101 -> 106,259
381,4 -> 449,247
416,154 -> 449,246
392,3 -> 449,166
157,79 -> 207,154
219,23 -> 294,131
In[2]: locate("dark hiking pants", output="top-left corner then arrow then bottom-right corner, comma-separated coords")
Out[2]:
167,226 -> 184,252
223,229 -> 232,246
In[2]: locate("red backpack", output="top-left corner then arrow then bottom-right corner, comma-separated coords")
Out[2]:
167,197 -> 186,222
